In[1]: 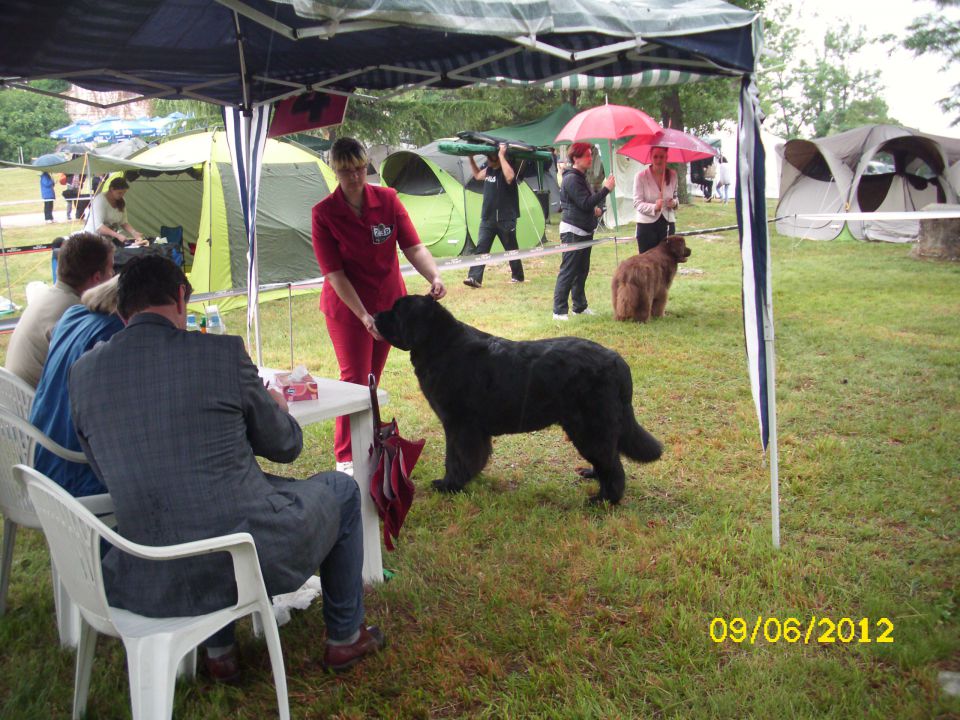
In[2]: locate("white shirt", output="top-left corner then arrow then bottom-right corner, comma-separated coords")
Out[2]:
83,192 -> 127,236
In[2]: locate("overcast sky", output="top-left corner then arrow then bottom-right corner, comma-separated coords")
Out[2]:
766,0 -> 958,137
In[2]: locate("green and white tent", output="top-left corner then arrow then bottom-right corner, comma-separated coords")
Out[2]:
380,142 -> 546,258
118,130 -> 335,310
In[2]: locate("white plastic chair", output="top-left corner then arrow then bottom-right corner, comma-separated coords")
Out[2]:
0,366 -> 36,420
0,406 -> 111,647
15,465 -> 290,720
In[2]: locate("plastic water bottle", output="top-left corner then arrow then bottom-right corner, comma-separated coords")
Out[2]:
206,305 -> 225,335
186,313 -> 198,332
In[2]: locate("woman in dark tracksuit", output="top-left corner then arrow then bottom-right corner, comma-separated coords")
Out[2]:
551,143 -> 615,320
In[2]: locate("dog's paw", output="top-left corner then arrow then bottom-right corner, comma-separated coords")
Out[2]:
575,466 -> 597,479
587,492 -> 620,506
432,478 -> 461,493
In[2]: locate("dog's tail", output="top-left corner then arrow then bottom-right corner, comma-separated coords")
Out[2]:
615,359 -> 663,462
612,275 -> 640,322
620,415 -> 663,463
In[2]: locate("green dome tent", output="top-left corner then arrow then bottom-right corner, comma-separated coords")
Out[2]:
380,141 -> 546,258
117,129 -> 336,310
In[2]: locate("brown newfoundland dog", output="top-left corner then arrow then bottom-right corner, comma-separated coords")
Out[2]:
375,295 -> 662,504
612,235 -> 691,322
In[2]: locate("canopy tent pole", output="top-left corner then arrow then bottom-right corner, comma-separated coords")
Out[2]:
736,76 -> 779,548
0,219 -> 12,302
224,11 -> 270,364
288,283 -> 295,371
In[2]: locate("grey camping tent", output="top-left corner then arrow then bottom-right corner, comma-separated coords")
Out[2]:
776,125 -> 960,242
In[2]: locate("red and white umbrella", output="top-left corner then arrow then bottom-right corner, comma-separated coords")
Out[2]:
554,103 -> 659,230
618,128 -> 718,164
554,103 -> 660,143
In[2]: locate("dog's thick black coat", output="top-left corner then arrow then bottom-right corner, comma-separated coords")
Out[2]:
375,295 -> 662,503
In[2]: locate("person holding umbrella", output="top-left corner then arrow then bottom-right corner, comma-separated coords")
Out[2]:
552,143 -> 614,321
633,147 -> 678,254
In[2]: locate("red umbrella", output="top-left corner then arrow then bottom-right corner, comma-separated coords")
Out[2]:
367,374 -> 425,551
554,103 -> 660,143
554,103 -> 659,231
618,128 -> 718,164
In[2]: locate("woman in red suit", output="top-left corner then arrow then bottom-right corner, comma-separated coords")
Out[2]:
312,138 -> 446,473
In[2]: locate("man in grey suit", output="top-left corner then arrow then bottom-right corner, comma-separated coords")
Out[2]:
69,255 -> 384,680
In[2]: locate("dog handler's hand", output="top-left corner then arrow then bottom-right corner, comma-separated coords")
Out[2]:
362,313 -> 385,341
429,278 -> 446,300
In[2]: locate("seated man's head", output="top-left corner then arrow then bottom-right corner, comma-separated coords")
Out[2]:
117,255 -> 192,327
57,231 -> 114,294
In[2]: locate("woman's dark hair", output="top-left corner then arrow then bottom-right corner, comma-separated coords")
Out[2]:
108,177 -> 129,192
117,254 -> 192,320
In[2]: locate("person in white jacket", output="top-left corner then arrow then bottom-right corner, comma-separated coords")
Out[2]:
633,147 -> 678,253
715,156 -> 734,204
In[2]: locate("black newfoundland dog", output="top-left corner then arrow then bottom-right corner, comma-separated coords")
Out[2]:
374,295 -> 663,504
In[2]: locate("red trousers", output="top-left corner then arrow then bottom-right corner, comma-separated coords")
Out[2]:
325,313 -> 391,462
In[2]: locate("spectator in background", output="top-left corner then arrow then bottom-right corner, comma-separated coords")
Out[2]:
30,275 -> 123,497
4,232 -> 114,387
63,173 -> 80,220
715,155 -> 734,204
702,160 -> 716,203
40,171 -> 56,223
462,143 -> 526,288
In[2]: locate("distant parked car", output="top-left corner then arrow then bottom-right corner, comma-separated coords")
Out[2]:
864,160 -> 895,175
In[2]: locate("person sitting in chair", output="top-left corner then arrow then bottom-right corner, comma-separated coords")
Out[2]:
69,255 -> 385,681
5,232 -> 114,388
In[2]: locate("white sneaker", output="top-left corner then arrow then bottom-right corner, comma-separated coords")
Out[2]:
552,313 -> 569,321
335,461 -> 354,476
573,307 -> 596,316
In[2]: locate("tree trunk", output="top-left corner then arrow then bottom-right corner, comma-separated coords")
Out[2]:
659,88 -> 690,204
914,210 -> 960,261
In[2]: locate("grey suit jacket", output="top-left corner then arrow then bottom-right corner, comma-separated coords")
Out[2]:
69,313 -> 340,617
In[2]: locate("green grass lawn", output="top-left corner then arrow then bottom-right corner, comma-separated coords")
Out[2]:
0,174 -> 957,718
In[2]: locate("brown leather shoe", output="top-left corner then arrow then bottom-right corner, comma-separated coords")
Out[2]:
204,647 -> 241,684
322,626 -> 386,673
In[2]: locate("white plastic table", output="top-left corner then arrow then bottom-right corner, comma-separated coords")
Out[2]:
259,370 -> 388,585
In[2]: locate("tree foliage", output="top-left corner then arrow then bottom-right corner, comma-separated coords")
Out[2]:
0,86 -> 70,162
152,98 -> 222,131
759,2 -> 896,138
904,0 -> 960,126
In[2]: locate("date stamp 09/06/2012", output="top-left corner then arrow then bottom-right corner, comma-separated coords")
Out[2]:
709,616 -> 895,645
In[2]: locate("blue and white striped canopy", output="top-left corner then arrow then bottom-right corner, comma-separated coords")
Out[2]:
0,0 -> 758,108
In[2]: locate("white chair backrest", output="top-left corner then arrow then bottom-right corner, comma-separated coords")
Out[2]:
0,407 -> 87,527
0,367 -> 36,420
0,408 -> 40,527
14,465 -> 116,636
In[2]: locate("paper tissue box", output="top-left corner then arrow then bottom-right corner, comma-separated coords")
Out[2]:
274,366 -> 318,402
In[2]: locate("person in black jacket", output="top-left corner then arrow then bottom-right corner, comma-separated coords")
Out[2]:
463,143 -> 525,288
551,143 -> 615,320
